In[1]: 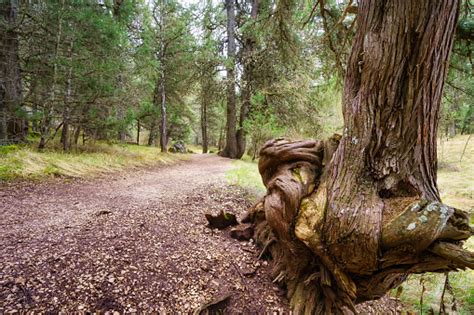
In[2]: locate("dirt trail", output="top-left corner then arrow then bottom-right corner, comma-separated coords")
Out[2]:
0,154 -> 402,314
0,154 -> 287,313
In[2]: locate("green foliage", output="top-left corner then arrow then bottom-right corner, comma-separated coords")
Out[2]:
440,0 -> 474,136
0,145 -> 19,155
0,141 -> 185,181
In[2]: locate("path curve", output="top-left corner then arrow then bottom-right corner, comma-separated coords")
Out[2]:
0,155 -> 287,313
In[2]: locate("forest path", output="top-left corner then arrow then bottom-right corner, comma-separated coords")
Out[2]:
0,154 -> 287,313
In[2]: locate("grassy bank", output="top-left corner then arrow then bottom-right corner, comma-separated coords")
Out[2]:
0,142 -> 186,181
227,135 -> 473,314
226,156 -> 265,199
398,134 -> 473,314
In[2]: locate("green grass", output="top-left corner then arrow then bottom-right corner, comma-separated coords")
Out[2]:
438,135 -> 474,211
0,142 -> 186,181
186,144 -> 219,154
226,155 -> 265,197
397,134 -> 473,314
228,135 -> 474,314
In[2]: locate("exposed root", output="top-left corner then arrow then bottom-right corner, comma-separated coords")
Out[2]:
245,136 -> 473,314
258,237 -> 276,260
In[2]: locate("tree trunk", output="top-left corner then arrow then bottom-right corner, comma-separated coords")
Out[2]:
0,0 -> 26,143
201,94 -> 208,153
155,0 -> 168,153
151,71 -> 167,150
159,69 -> 167,152
148,120 -> 156,146
117,103 -> 126,143
219,0 -> 238,158
246,1 -> 472,313
236,0 -> 259,159
73,125 -> 80,146
61,40 -> 73,151
113,1 -> 126,144
218,126 -> 224,152
136,119 -> 140,145
39,0 -> 64,150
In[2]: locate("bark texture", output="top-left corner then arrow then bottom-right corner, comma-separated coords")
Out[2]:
201,94 -> 208,154
245,1 -> 473,313
158,0 -> 168,153
219,0 -> 238,158
236,0 -> 259,159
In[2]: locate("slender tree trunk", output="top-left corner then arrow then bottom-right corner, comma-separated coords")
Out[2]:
32,104 -> 38,133
73,125 -> 81,146
201,89 -> 208,154
159,68 -> 167,152
117,83 -> 126,143
218,126 -> 224,152
61,40 -> 73,151
157,0 -> 168,153
0,0 -> 25,143
148,120 -> 156,146
39,0 -> 64,150
136,119 -> 140,145
151,70 -> 166,150
247,1 -> 472,313
113,1 -> 126,143
219,0 -> 238,158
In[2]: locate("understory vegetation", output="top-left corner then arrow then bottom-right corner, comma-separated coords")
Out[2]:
397,135 -> 474,315
0,140 -> 185,181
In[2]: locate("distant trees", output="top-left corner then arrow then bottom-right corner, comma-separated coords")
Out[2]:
15,1 -> 137,149
148,0 -> 195,152
0,0 -> 26,143
442,1 -> 473,136
0,0 -> 199,151
196,0 -> 222,154
0,0 -> 471,155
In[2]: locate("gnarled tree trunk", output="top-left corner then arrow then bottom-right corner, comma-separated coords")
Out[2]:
246,1 -> 473,313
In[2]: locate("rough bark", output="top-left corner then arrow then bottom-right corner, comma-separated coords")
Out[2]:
201,93 -> 208,154
236,0 -> 259,159
113,0 -> 126,143
0,0 -> 26,143
159,69 -> 167,152
245,1 -> 472,313
61,40 -> 73,151
158,0 -> 168,153
325,0 -> 459,275
219,0 -> 238,158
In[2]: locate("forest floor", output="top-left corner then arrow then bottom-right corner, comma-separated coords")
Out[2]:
2,154 -> 401,313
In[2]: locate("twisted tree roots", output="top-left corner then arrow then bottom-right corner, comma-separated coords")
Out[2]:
244,136 -> 473,314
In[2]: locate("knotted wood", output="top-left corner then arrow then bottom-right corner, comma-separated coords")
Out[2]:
245,1 -> 473,313
246,137 -> 472,314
